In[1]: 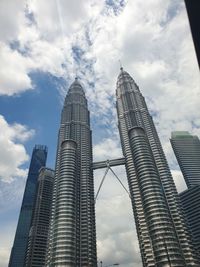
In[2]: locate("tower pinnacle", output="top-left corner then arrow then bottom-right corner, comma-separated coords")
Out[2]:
119,59 -> 123,71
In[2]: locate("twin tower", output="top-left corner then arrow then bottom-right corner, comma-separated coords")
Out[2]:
46,68 -> 199,267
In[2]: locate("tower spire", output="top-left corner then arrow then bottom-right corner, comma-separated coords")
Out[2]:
119,59 -> 123,71
75,67 -> 78,80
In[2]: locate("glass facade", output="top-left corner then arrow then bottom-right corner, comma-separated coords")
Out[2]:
170,131 -> 200,188
9,145 -> 48,267
180,186 -> 200,258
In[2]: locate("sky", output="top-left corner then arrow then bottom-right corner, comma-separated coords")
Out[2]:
0,0 -> 199,266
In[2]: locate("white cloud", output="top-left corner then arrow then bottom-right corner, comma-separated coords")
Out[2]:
94,163 -> 141,266
28,0 -> 97,40
0,43 -> 33,96
93,138 -> 122,161
0,0 -> 26,42
0,115 -> 34,182
0,223 -> 17,267
96,194 -> 142,267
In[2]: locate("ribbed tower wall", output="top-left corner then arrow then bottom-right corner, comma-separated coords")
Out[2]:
52,140 -> 77,266
129,127 -> 185,266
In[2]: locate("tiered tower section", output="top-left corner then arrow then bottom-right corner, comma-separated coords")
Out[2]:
116,68 -> 199,267
47,78 -> 97,267
25,167 -> 54,267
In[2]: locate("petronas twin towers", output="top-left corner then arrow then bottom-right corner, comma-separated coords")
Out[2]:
46,68 -> 199,267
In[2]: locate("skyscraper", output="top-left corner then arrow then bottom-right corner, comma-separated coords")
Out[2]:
9,145 -> 48,267
25,167 -> 54,267
179,186 -> 200,258
170,131 -> 200,188
46,78 -> 97,266
116,68 -> 199,266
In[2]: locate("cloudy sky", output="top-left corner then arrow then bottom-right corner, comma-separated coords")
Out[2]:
0,0 -> 199,266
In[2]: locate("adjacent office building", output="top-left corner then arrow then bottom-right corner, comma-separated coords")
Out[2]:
46,78 -> 97,266
170,131 -> 200,257
25,167 -> 54,267
170,131 -> 200,188
9,145 -> 48,267
180,186 -> 200,257
116,68 -> 199,266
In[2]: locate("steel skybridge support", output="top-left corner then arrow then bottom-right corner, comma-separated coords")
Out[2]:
92,157 -> 125,170
92,158 -> 130,202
